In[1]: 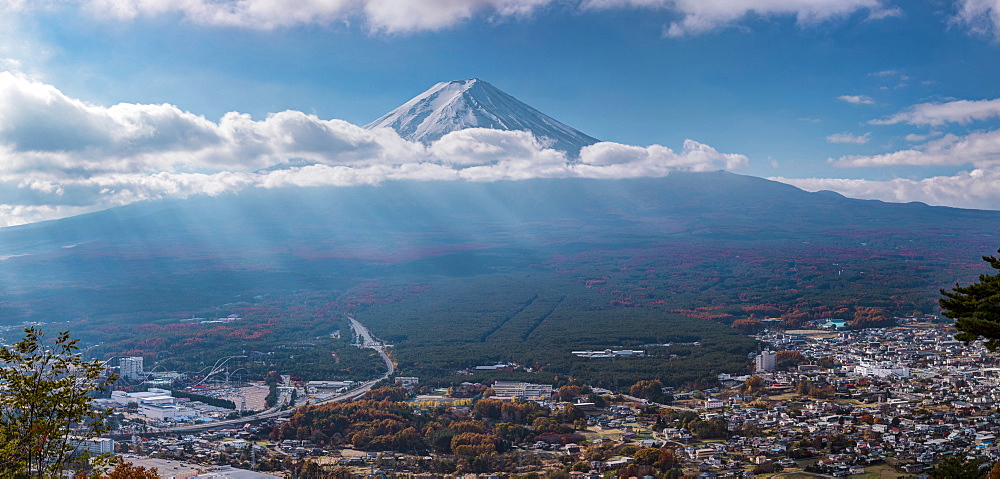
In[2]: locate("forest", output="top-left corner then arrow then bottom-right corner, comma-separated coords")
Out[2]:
68,295 -> 388,383
29,228 -> 995,388
1,177 -> 998,388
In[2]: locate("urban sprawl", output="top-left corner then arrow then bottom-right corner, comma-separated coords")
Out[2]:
81,317 -> 1000,478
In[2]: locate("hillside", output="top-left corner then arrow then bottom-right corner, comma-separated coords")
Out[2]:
0,173 -> 997,385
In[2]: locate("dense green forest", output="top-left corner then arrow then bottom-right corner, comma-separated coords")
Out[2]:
352,274 -> 756,387
23,233 -> 993,389
341,235 -> 988,387
3,177 -> 998,389
70,297 -> 387,383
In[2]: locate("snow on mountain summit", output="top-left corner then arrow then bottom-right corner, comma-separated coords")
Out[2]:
365,79 -> 599,155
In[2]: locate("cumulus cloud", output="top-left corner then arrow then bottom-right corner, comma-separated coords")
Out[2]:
428,128 -> 564,167
570,140 -> 748,179
827,132 -> 870,144
0,73 -> 748,225
581,0 -> 894,38
361,0 -> 552,33
838,94 -> 875,105
75,0 -> 554,33
871,97 -> 1000,126
4,0 -> 897,35
774,169 -> 1000,210
953,0 -> 1000,39
0,204 -> 99,227
832,130 -> 1000,168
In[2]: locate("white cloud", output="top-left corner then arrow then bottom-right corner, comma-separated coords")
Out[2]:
871,97 -> 1000,126
838,94 -> 875,105
0,73 -> 749,225
428,128 -> 565,167
774,169 -> 1000,210
905,131 -> 941,142
84,0 -> 357,29
826,132 -> 870,144
362,0 -> 552,33
831,129 -> 1000,168
4,0 -> 897,35
582,0 -> 892,38
865,6 -> 902,20
0,204 -> 99,227
871,69 -> 900,77
77,0 -> 554,33
572,140 -> 748,178
953,0 -> 1000,39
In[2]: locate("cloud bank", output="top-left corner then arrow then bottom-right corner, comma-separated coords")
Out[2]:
871,97 -> 1000,126
781,94 -> 1000,210
1,0 -> 897,35
0,72 -> 747,226
775,169 -> 1000,211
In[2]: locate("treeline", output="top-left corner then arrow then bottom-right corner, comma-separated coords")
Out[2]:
170,389 -> 236,409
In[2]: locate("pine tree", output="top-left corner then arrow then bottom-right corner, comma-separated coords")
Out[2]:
940,250 -> 1000,350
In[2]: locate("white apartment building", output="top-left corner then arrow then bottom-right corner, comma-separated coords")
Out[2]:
119,356 -> 144,380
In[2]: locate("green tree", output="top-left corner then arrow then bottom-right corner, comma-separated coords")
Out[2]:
0,328 -> 118,477
941,250 -> 1000,350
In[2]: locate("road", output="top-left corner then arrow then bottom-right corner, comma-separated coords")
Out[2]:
350,315 -> 395,376
621,394 -> 698,413
148,315 -> 393,434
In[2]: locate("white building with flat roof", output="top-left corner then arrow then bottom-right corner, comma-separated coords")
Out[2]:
851,362 -> 910,378
69,437 -> 114,456
491,381 -> 553,399
755,350 -> 776,372
119,356 -> 144,380
111,388 -> 197,421
140,402 -> 196,421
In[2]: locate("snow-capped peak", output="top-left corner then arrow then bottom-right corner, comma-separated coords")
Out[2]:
365,79 -> 599,155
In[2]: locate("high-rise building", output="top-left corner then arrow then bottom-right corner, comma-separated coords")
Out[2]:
69,437 -> 114,456
119,356 -> 144,380
755,350 -> 776,372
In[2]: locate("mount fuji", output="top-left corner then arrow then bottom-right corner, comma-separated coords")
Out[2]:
365,79 -> 600,155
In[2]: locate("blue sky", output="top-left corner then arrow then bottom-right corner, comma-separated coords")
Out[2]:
3,0 -> 1000,225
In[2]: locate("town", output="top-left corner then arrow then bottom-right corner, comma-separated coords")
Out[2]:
77,318 -> 1000,478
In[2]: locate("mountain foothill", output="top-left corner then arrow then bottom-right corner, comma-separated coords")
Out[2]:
0,79 -> 997,387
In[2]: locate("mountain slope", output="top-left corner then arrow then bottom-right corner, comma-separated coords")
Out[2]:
365,79 -> 600,155
2,172 -> 998,386
1,172 -> 997,295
